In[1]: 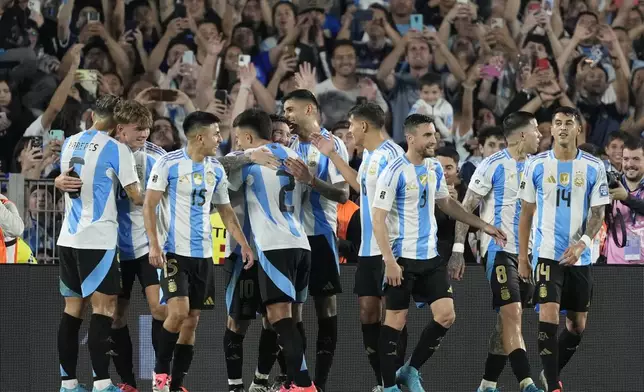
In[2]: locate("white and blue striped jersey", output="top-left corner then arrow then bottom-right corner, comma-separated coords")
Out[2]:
372,155 -> 450,260
228,143 -> 310,252
290,129 -> 349,236
519,150 -> 610,266
147,149 -> 230,258
469,149 -> 528,257
358,139 -> 405,257
223,151 -> 256,259
57,130 -> 139,250
116,142 -> 166,261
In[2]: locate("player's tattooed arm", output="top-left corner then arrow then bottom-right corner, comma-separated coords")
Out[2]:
584,205 -> 606,239
124,182 -> 144,206
448,190 -> 483,280
218,148 -> 280,175
453,190 -> 483,245
285,157 -> 349,203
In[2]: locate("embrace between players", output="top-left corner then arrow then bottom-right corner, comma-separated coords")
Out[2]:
53,90 -> 606,392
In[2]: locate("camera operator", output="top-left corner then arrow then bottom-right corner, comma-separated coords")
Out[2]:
604,138 -> 644,264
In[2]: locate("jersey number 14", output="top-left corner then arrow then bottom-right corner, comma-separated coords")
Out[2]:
556,188 -> 571,208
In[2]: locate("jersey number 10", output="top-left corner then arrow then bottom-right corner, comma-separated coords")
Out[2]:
556,188 -> 571,208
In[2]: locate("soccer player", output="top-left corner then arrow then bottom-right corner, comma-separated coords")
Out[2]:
110,101 -> 167,392
371,114 -> 506,392
518,107 -> 609,392
282,89 -> 350,391
311,103 -> 404,392
144,111 -> 254,392
270,114 -> 292,146
57,96 -> 145,392
448,112 -> 544,392
229,109 -> 315,392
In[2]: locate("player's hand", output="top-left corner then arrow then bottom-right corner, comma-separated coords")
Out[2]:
310,133 -> 335,156
384,258 -> 403,287
285,157 -> 313,184
518,259 -> 534,284
149,243 -> 166,269
560,241 -> 586,266
249,147 -> 280,170
241,244 -> 254,270
447,252 -> 465,280
484,224 -> 507,247
55,167 -> 83,192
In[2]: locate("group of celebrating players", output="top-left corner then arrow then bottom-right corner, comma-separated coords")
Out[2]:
53,89 -> 608,392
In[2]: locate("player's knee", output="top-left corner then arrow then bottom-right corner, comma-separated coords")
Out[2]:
150,304 -> 167,321
358,297 -> 381,324
314,295 -> 337,318
384,310 -> 407,330
166,308 -> 189,327
91,294 -> 118,317
435,308 -> 456,328
500,303 -> 522,325
227,317 -> 249,334
566,315 -> 587,335
181,313 -> 200,333
63,297 -> 87,318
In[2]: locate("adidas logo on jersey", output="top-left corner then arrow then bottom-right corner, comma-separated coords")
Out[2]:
204,297 -> 214,305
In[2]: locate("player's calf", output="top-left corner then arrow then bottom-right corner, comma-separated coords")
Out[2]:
378,310 -> 407,389
225,317 -> 250,391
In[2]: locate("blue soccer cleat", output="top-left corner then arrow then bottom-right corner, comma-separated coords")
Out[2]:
476,387 -> 500,392
60,385 -> 90,392
92,384 -> 122,392
522,383 -> 544,392
396,365 -> 425,392
383,386 -> 402,392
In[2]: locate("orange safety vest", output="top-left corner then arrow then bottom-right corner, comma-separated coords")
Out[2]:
336,200 -> 359,264
0,199 -> 18,263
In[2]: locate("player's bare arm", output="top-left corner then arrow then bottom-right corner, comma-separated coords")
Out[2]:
143,189 -> 165,268
218,148 -> 280,175
448,190 -> 484,280
216,203 -> 254,269
311,133 -> 360,192
123,182 -> 144,206
560,205 -> 605,266
285,157 -> 349,204
436,196 -> 506,246
372,206 -> 402,287
517,200 -> 536,281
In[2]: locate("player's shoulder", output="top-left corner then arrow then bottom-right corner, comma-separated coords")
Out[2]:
479,149 -> 509,168
206,156 -> 225,170
579,151 -> 604,167
157,149 -> 186,165
377,139 -> 405,160
225,150 -> 245,157
144,141 -> 167,158
526,151 -> 550,167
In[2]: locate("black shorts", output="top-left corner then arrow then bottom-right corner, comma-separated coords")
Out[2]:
354,255 -> 384,297
161,253 -> 215,310
59,247 -> 120,298
308,234 -> 342,296
534,258 -> 593,312
257,248 -> 310,306
384,257 -> 453,311
224,254 -> 261,320
119,253 -> 161,300
486,251 -> 535,309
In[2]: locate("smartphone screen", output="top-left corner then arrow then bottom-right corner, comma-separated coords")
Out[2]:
238,54 -> 251,67
161,90 -> 178,102
86,11 -> 100,23
410,14 -> 423,31
541,0 -> 554,15
182,51 -> 195,65
214,90 -> 228,104
354,10 -> 373,22
175,3 -> 187,18
31,136 -> 43,149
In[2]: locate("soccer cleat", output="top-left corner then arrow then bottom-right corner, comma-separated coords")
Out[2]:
383,387 -> 402,392
92,384 -> 122,392
476,388 -> 499,392
228,386 -> 246,392
539,370 -> 563,392
270,376 -> 289,392
396,365 -> 425,392
522,384 -> 544,392
371,386 -> 384,392
60,385 -> 90,392
153,373 -> 171,392
289,383 -> 317,392
117,383 -> 138,392
249,381 -> 270,392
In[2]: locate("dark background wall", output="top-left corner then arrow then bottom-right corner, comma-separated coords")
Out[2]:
1,265 -> 643,392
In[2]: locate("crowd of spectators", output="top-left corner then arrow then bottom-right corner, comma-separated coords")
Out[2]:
1,0 -> 643,263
